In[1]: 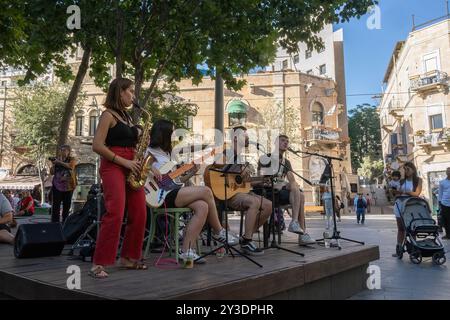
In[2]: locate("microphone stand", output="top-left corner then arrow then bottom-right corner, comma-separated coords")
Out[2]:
195,163 -> 263,268
288,148 -> 364,250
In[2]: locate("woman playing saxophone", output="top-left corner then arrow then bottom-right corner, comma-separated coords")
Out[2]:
90,77 -> 159,279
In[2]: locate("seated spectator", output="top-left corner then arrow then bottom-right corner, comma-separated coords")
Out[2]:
15,190 -> 35,217
12,192 -> 21,212
0,193 -> 14,244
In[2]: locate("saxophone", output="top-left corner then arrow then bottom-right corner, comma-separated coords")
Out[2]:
127,100 -> 154,190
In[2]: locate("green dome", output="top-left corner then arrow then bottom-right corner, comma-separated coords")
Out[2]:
227,100 -> 248,114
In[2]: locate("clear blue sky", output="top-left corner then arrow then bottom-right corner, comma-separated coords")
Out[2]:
335,0 -> 449,111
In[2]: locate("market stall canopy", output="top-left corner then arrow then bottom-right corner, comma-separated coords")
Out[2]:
0,176 -> 42,190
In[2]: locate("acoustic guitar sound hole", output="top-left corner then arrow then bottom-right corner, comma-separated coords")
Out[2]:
235,175 -> 243,184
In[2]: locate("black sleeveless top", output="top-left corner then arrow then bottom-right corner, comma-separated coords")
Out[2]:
105,111 -> 139,147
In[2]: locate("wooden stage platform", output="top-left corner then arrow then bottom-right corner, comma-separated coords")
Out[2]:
0,217 -> 379,300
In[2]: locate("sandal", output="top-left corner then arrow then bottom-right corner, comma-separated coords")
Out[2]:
89,265 -> 109,279
120,259 -> 148,270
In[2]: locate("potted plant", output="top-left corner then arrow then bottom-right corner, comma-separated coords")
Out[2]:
414,130 -> 425,136
443,128 -> 450,142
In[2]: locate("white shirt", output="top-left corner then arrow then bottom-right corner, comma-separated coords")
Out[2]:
146,147 -> 183,184
389,180 -> 401,190
393,179 -> 414,217
439,178 -> 450,207
400,179 -> 414,194
147,147 -> 172,171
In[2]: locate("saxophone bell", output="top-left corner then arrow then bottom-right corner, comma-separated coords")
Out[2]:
127,98 -> 153,190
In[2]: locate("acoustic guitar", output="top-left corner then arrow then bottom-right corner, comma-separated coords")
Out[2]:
204,166 -> 267,200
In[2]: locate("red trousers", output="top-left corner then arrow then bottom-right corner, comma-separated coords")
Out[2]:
93,146 -> 147,266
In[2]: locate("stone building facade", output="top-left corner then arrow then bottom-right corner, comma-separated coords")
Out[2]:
379,17 -> 450,213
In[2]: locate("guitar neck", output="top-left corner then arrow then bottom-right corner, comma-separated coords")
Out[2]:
167,146 -> 222,180
168,164 -> 194,179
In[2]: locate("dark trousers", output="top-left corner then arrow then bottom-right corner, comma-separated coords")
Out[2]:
356,209 -> 365,223
51,187 -> 73,223
441,204 -> 450,237
336,208 -> 341,219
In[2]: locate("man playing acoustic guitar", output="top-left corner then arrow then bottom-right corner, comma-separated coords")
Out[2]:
204,126 -> 272,256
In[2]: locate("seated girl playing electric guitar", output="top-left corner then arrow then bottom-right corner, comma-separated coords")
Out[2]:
147,120 -> 238,264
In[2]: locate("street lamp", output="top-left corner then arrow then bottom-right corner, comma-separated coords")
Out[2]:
90,96 -> 99,184
0,82 -> 7,167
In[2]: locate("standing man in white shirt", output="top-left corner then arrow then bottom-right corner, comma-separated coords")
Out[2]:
439,167 -> 450,239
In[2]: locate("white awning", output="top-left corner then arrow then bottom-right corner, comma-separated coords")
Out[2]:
0,176 -> 41,190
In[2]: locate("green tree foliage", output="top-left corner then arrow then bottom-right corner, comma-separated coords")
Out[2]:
258,99 -> 301,150
12,85 -> 85,201
348,104 -> 382,172
145,83 -> 199,129
83,0 -> 377,120
2,0 -> 376,142
357,156 -> 384,184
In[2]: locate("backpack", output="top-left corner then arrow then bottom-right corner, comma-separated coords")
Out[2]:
357,198 -> 366,209
79,241 -> 96,262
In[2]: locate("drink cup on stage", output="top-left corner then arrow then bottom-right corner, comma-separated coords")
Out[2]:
184,255 -> 194,269
216,247 -> 225,259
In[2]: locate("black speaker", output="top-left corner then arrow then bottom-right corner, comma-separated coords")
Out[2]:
14,223 -> 65,258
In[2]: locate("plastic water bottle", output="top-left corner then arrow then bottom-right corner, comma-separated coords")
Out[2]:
323,231 -> 330,248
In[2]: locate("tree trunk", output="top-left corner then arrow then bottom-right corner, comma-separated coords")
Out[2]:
37,155 -> 45,205
115,4 -> 124,78
132,63 -> 144,123
57,46 -> 92,148
39,173 -> 45,205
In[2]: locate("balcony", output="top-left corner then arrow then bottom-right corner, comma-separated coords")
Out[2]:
414,129 -> 450,153
382,124 -> 394,133
410,70 -> 449,95
438,128 -> 450,151
304,126 -> 341,149
388,99 -> 404,120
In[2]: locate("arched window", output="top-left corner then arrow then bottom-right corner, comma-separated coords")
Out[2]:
311,102 -> 324,125
89,110 -> 98,136
75,112 -> 84,136
17,164 -> 39,176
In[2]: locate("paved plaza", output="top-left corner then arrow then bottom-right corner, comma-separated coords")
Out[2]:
300,208 -> 450,300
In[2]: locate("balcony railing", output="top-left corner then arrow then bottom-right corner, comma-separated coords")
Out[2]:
410,70 -> 449,92
305,126 -> 341,148
415,134 -> 433,145
414,129 -> 450,153
0,67 -> 25,77
388,99 -> 404,119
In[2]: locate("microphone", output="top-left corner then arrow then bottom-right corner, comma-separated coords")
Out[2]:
132,99 -> 142,109
287,147 -> 299,154
249,141 -> 264,151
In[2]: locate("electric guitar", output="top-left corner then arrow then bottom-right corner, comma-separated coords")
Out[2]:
144,147 -> 221,208
204,166 -> 267,200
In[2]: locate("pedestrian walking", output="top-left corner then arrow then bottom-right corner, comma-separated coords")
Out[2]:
392,162 -> 422,257
366,193 -> 372,213
354,193 -> 367,224
336,195 -> 343,222
439,167 -> 450,239
322,187 -> 333,229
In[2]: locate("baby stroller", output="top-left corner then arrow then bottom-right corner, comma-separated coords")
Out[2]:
396,196 -> 446,265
